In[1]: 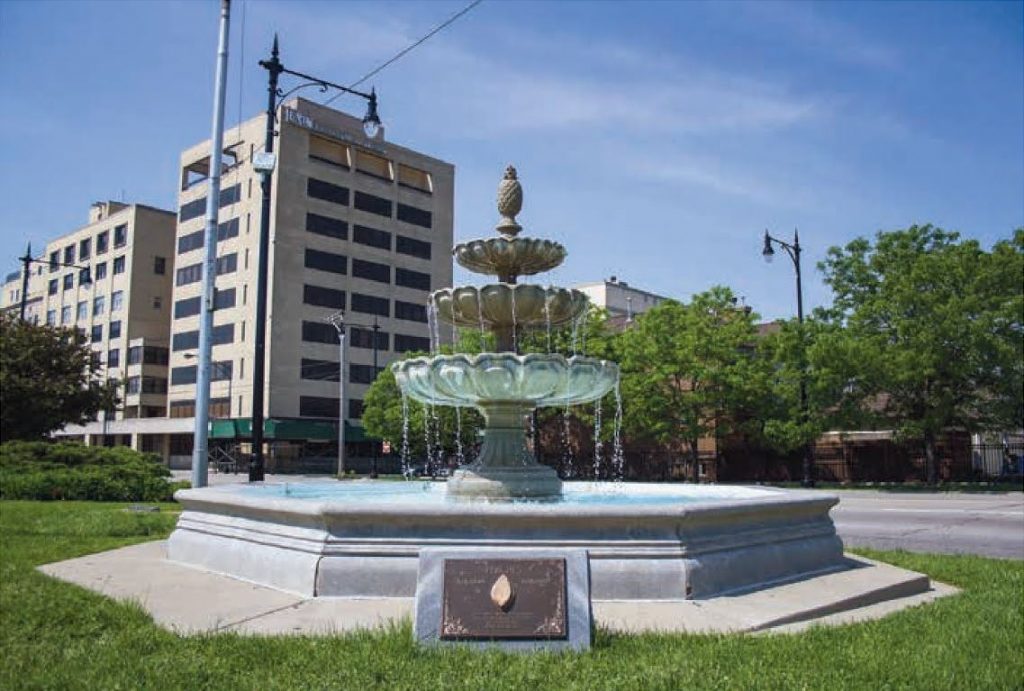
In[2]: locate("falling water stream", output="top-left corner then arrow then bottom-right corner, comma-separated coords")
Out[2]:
612,381 -> 625,481
400,393 -> 411,478
593,396 -> 604,480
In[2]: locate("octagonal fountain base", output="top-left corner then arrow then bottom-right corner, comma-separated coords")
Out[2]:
168,482 -> 849,601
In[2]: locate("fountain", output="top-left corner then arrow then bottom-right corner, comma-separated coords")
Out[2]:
167,167 -> 854,604
394,165 -> 617,500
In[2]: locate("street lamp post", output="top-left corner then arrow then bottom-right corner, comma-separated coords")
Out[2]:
327,312 -> 382,478
18,243 -> 93,321
762,229 -> 814,488
249,36 -> 382,482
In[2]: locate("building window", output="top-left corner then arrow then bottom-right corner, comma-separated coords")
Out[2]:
353,191 -> 392,218
299,395 -> 339,419
304,248 -> 347,275
307,177 -> 350,206
397,164 -> 432,194
153,296 -> 162,309
92,295 -> 105,316
174,296 -> 200,319
179,198 -> 205,223
107,349 -> 120,367
48,279 -> 58,296
172,324 -> 234,351
127,346 -> 141,365
219,184 -> 241,207
211,360 -> 233,382
91,325 -> 103,343
114,224 -> 128,248
79,238 -> 91,261
354,149 -> 393,181
96,231 -> 108,254
396,268 -> 431,291
350,327 -> 389,351
306,212 -> 348,240
49,251 -> 59,272
171,366 -> 197,386
129,345 -> 168,366
348,399 -> 365,418
394,333 -> 431,353
61,305 -> 72,324
113,256 -> 126,274
350,293 -> 389,317
64,246 -> 75,264
397,203 -> 432,229
109,320 -> 121,339
393,236 -> 429,260
352,258 -> 390,284
216,253 -> 237,275
353,224 -> 391,251
63,274 -> 74,291
111,290 -> 124,312
301,320 -> 338,345
177,218 -> 240,254
46,309 -> 56,326
349,364 -> 381,385
154,257 -> 166,275
169,400 -> 195,418
303,284 -> 346,309
394,300 -> 427,323
77,301 -> 88,321
126,376 -> 140,394
309,134 -> 349,168
143,377 -> 168,394
300,358 -> 340,382
95,262 -> 107,280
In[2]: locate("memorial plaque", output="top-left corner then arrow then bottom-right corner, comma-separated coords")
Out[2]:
440,558 -> 567,640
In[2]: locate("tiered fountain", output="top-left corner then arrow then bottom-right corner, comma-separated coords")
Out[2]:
394,165 -> 617,500
168,167 -> 854,603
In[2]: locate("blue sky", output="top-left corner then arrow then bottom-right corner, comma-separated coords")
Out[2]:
0,0 -> 1021,320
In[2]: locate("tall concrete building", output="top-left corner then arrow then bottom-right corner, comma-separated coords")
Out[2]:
2,202 -> 178,451
166,97 -> 454,468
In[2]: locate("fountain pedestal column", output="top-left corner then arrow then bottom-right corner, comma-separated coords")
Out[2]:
447,402 -> 562,500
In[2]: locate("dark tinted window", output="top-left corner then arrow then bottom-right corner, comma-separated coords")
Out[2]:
307,178 -> 349,206
154,257 -> 166,275
109,321 -> 121,339
64,246 -> 75,264
396,268 -> 430,291
350,327 -> 389,350
172,324 -> 234,351
305,248 -> 347,275
91,325 -> 103,343
397,203 -> 432,229
179,198 -> 205,222
394,300 -> 427,322
394,334 -> 431,353
353,191 -> 392,217
300,358 -> 339,382
302,320 -> 337,344
114,225 -> 128,247
96,232 -> 108,254
176,264 -> 202,286
48,279 -> 58,296
349,364 -> 382,385
352,258 -> 390,284
216,253 -> 237,275
171,366 -> 197,386
174,288 -> 235,318
219,184 -> 240,207
348,399 -> 364,418
353,224 -> 391,250
396,235 -> 431,260
303,284 -> 345,309
350,293 -> 389,317
63,274 -> 74,290
177,218 -> 240,254
299,395 -> 339,418
306,213 -> 348,240
113,256 -> 125,274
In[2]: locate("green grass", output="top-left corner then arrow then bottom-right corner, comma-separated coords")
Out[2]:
1,501 -> 1021,690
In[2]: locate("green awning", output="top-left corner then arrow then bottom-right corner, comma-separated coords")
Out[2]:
208,418 -> 374,442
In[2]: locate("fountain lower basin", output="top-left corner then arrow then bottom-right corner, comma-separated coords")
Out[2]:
168,481 -> 846,600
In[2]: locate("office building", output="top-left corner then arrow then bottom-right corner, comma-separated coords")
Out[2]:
575,276 -> 668,323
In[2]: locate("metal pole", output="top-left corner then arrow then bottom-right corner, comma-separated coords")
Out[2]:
251,36 -> 283,482
371,317 -> 379,478
329,314 -> 347,477
792,229 -> 814,488
19,243 -> 31,321
192,0 -> 231,489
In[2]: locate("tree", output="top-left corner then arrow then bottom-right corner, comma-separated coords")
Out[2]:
617,287 -> 767,480
0,313 -> 119,441
818,225 -> 1023,484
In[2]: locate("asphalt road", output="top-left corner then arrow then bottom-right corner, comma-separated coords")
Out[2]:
829,490 -> 1024,560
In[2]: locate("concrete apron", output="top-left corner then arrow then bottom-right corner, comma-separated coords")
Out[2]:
38,540 -> 955,637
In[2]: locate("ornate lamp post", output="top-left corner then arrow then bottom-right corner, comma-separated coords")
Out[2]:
249,36 -> 382,481
762,229 -> 814,488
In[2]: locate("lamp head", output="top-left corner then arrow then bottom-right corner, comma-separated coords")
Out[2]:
762,231 -> 775,263
362,88 -> 382,138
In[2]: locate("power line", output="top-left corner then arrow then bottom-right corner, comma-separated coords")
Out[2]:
324,0 -> 484,106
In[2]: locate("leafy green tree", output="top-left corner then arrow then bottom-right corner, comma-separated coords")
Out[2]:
617,287 -> 766,480
0,313 -> 119,441
817,225 -> 1023,484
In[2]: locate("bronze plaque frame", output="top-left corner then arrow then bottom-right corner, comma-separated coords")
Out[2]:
440,558 -> 567,640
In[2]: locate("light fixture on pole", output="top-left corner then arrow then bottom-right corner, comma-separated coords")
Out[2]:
250,36 -> 383,482
18,244 -> 92,322
761,228 -> 814,488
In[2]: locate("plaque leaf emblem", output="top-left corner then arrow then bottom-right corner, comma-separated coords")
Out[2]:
490,573 -> 515,611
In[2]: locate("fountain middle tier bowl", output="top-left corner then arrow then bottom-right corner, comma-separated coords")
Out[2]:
432,284 -> 589,330
393,353 -> 619,408
454,236 -> 567,278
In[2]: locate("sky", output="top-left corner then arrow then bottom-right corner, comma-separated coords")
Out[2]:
0,0 -> 1021,321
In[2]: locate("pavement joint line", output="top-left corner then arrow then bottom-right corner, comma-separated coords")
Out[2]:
215,601 -> 308,632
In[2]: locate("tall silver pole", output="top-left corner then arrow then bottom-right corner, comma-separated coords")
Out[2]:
328,312 -> 346,477
192,0 -> 231,489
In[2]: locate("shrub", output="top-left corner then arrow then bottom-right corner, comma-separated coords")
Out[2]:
0,441 -> 176,502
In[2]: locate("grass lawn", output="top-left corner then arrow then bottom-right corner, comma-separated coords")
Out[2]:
1,501 -> 1021,690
